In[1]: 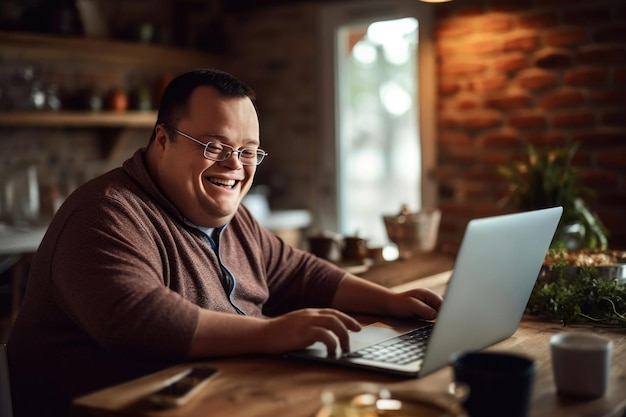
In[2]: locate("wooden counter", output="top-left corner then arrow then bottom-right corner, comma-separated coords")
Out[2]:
71,271 -> 626,417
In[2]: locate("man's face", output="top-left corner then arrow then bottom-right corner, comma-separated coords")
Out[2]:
149,86 -> 260,228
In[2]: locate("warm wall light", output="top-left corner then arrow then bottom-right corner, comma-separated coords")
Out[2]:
419,0 -> 453,2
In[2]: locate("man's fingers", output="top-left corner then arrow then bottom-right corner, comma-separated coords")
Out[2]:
309,311 -> 360,352
317,308 -> 362,331
414,301 -> 438,320
403,289 -> 443,317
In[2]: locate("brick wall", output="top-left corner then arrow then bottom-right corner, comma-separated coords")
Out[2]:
434,0 -> 626,251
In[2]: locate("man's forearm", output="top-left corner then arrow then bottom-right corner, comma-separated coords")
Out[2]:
330,274 -> 395,316
188,310 -> 270,358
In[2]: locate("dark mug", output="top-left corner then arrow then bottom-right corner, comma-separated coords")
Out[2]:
450,351 -> 536,417
342,236 -> 368,262
308,236 -> 339,261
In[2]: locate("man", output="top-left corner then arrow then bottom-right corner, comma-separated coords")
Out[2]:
8,69 -> 442,417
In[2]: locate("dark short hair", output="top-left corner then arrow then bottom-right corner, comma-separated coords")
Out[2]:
150,69 -> 257,142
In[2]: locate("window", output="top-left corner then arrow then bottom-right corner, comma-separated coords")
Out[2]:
319,0 -> 436,249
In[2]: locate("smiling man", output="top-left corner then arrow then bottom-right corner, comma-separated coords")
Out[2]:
7,69 -> 442,417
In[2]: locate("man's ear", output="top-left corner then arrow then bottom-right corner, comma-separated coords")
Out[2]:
152,125 -> 169,153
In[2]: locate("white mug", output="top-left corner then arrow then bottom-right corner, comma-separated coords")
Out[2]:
550,332 -> 613,398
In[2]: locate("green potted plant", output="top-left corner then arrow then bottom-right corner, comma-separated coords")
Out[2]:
498,142 -> 608,249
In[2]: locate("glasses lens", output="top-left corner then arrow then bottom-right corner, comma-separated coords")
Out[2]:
239,149 -> 261,165
204,143 -> 234,162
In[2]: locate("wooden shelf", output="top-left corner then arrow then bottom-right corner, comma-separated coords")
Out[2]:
0,111 -> 157,128
0,29 -> 220,161
0,30 -> 222,71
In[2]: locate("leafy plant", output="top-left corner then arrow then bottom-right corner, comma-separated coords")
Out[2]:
527,249 -> 626,327
498,142 -> 608,249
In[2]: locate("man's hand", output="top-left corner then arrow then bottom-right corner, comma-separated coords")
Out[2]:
384,288 -> 443,320
262,308 -> 361,355
190,308 -> 360,358
332,274 -> 443,320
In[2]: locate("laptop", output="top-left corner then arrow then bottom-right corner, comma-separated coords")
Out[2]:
287,207 -> 563,377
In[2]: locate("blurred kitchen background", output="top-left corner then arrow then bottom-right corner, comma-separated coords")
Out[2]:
1,0 -> 626,335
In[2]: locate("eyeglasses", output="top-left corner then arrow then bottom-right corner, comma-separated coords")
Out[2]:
160,123 -> 268,166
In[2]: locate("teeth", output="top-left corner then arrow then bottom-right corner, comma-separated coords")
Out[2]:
208,178 -> 236,187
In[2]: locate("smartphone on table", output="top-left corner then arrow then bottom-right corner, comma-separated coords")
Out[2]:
147,366 -> 219,408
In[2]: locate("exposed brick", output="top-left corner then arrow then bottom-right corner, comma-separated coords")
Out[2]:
539,89 -> 585,109
480,149 -> 518,166
551,111 -> 596,128
533,47 -> 574,69
438,81 -> 461,95
484,92 -> 532,109
602,110 -> 626,127
573,129 -> 626,146
475,206 -> 509,224
564,68 -> 609,86
479,129 -> 522,147
435,165 -> 459,182
465,38 -> 502,55
440,61 -> 488,76
594,25 -> 626,43
493,53 -> 528,72
590,90 -> 625,106
462,111 -> 503,129
438,200 -> 474,219
544,27 -> 587,47
455,96 -> 481,109
440,146 -> 482,163
509,111 -> 548,129
439,132 -> 473,146
613,67 -> 626,84
436,21 -> 475,40
516,69 -> 558,90
518,12 -> 558,29
438,114 -> 461,128
481,16 -> 514,33
571,150 -> 593,166
596,149 -> 626,168
598,192 -> 626,211
579,170 -> 620,189
437,182 -> 456,202
578,45 -> 626,65
436,43 -> 456,57
468,75 -> 508,92
563,7 -> 613,26
464,165 -> 503,182
503,33 -> 540,52
527,132 -> 568,146
455,180 -> 490,201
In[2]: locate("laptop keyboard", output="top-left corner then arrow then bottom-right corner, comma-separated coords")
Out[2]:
343,323 -> 434,365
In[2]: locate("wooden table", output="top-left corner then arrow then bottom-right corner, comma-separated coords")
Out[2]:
72,271 -> 626,417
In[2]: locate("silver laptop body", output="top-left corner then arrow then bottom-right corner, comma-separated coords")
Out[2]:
287,207 -> 563,377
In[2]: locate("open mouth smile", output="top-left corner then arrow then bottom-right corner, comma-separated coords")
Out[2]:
207,177 -> 239,189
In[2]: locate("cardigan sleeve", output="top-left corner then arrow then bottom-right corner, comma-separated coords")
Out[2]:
48,198 -> 199,359
229,207 -> 348,317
